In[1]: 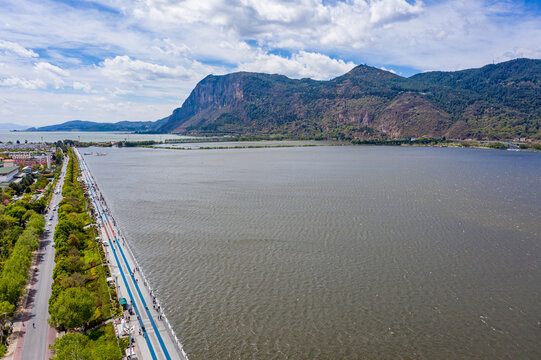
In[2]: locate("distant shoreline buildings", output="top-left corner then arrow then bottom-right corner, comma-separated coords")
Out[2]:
0,142 -> 57,196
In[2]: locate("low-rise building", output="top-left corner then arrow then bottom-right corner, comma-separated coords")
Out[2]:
0,167 -> 18,183
2,159 -> 17,167
10,152 -> 32,160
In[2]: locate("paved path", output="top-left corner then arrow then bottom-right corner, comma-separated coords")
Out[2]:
76,148 -> 188,360
6,157 -> 68,360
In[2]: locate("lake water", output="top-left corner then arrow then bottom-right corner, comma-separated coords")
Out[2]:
83,145 -> 541,359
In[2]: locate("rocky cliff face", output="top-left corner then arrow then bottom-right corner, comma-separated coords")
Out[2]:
157,58 -> 541,140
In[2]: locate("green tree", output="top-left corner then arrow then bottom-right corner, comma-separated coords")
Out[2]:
0,275 -> 26,304
0,300 -> 15,316
2,187 -> 15,198
49,287 -> 96,330
5,206 -> 27,225
50,333 -> 92,360
26,213 -> 45,235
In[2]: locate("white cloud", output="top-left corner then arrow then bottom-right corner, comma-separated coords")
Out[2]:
100,55 -> 194,84
369,0 -> 423,25
34,62 -> 70,89
357,0 -> 541,71
0,77 -> 46,89
73,81 -> 91,92
0,40 -> 38,58
35,62 -> 70,77
152,38 -> 192,56
238,51 -> 356,80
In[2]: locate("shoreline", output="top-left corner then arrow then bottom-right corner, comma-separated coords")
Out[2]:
76,148 -> 188,360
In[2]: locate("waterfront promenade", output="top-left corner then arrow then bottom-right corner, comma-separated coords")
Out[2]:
75,148 -> 188,360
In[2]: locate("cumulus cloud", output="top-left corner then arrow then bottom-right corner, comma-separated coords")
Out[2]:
0,40 -> 38,58
100,55 -> 192,84
369,0 -> 423,25
238,51 -> 356,80
34,62 -> 70,89
131,0 -> 424,50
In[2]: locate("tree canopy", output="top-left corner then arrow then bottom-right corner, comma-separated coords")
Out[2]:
48,287 -> 96,330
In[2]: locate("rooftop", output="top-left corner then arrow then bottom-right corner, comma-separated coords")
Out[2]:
0,167 -> 18,175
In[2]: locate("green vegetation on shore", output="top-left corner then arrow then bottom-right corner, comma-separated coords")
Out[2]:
0,198 -> 46,355
0,153 -> 64,356
48,148 -> 123,359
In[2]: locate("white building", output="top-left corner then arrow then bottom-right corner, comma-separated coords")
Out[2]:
10,152 -> 31,160
0,167 -> 18,183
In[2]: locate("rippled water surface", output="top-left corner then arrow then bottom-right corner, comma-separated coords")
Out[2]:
83,146 -> 541,359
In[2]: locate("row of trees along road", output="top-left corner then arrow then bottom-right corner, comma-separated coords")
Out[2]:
0,146 -> 66,356
48,148 -> 126,360
0,203 -> 45,356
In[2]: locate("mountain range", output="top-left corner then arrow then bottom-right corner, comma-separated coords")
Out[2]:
29,58 -> 541,140
26,119 -> 168,132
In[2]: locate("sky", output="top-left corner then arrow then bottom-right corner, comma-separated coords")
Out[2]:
1,0 -> 540,127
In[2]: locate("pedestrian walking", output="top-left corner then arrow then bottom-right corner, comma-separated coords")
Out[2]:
32,322 -> 35,328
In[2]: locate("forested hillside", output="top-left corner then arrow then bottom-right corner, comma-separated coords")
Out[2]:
157,58 -> 541,140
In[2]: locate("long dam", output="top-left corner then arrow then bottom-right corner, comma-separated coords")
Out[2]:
75,148 -> 188,360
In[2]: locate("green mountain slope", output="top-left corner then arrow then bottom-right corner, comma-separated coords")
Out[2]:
158,58 -> 541,140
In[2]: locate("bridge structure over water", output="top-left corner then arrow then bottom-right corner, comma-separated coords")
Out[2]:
76,148 -> 188,360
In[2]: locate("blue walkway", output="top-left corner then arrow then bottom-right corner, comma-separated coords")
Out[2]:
78,155 -> 171,359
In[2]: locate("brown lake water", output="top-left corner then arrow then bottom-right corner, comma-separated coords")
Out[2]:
83,145 -> 541,360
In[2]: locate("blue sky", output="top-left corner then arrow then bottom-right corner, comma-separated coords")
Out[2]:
1,0 -> 540,126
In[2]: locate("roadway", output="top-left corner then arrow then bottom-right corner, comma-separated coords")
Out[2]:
8,156 -> 68,360
76,148 -> 188,360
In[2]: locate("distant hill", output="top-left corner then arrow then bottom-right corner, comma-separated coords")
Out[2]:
156,58 -> 541,140
26,119 -> 167,132
0,122 -> 28,130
